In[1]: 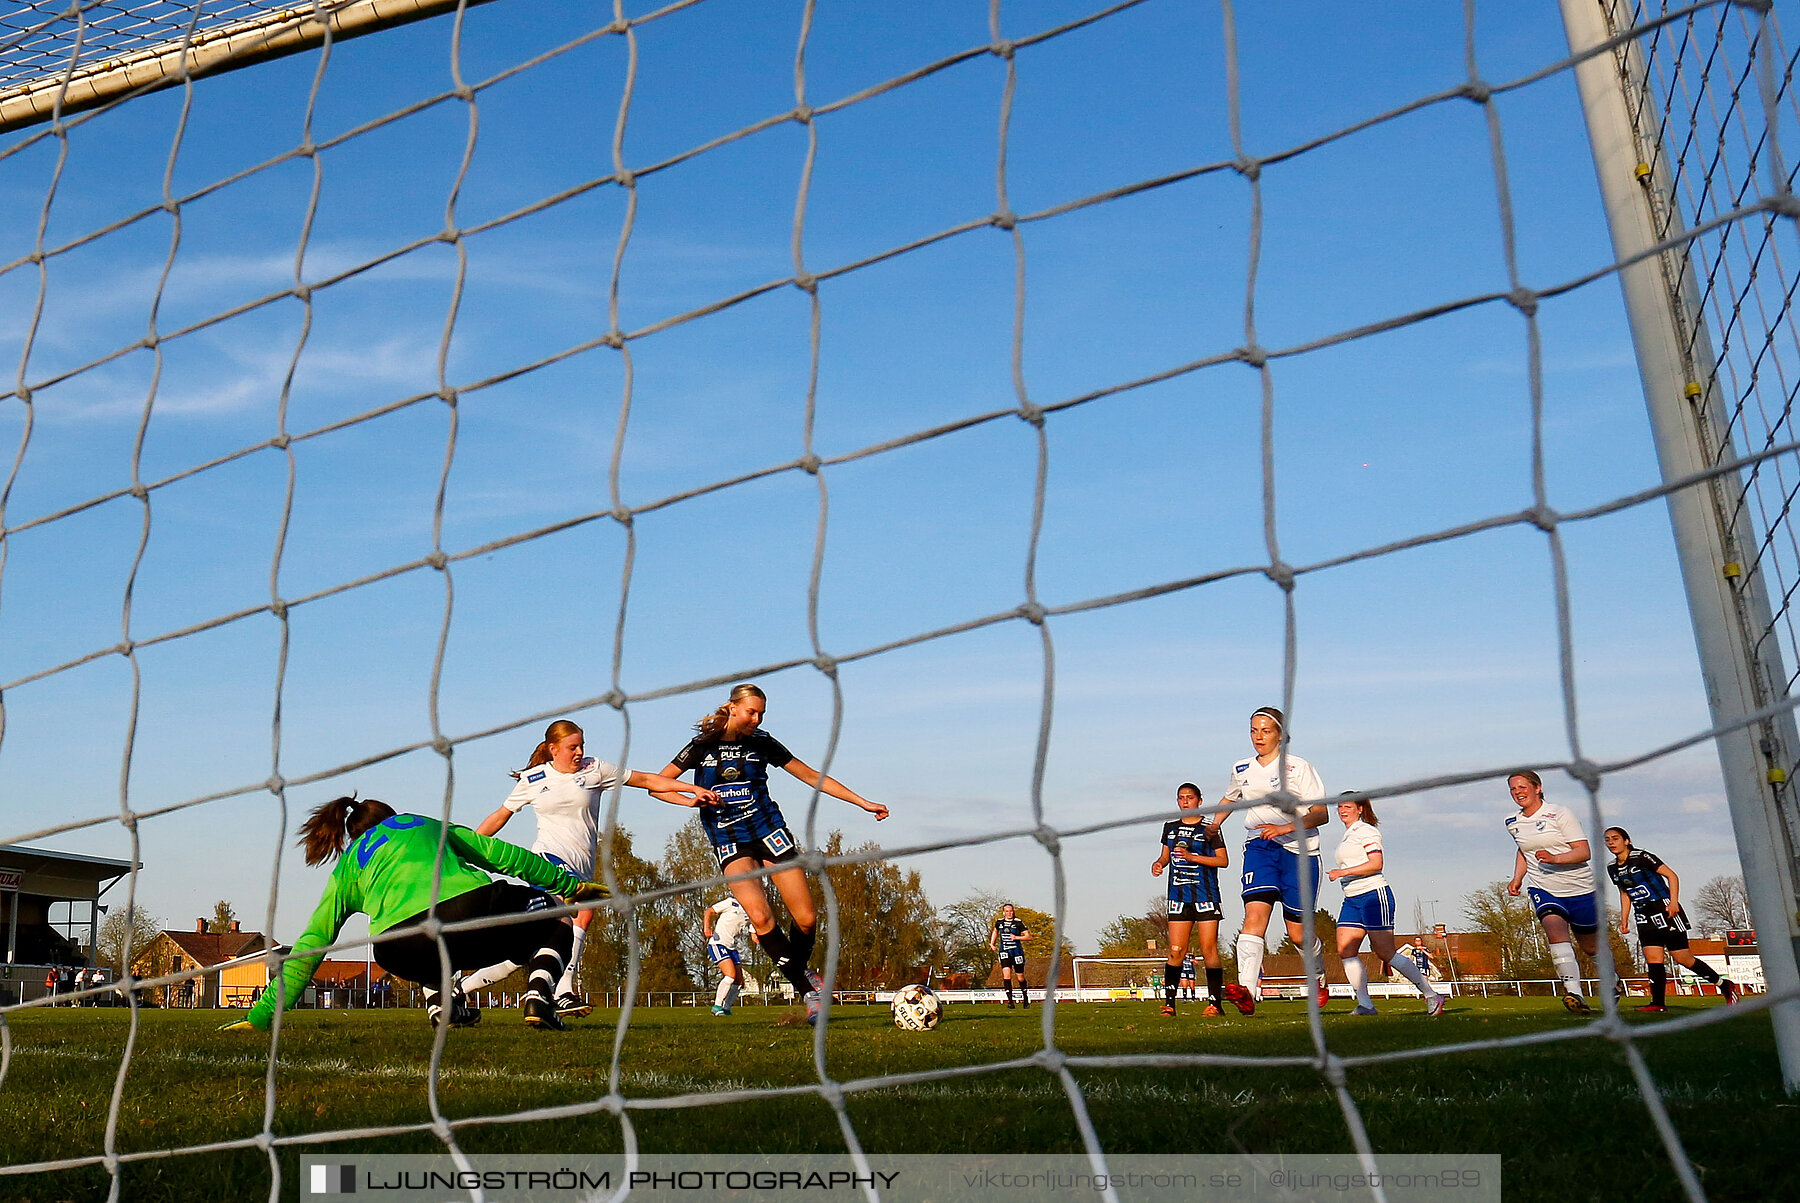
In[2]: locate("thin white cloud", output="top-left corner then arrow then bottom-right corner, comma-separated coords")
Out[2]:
23,327 -> 442,424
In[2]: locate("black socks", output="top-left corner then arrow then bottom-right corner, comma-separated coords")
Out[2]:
756,925 -> 816,995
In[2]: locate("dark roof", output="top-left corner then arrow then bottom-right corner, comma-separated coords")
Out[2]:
312,961 -> 391,985
0,843 -> 133,880
160,929 -> 276,967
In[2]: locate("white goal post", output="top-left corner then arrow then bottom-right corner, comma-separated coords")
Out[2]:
1070,956 -> 1171,994
1559,0 -> 1800,1092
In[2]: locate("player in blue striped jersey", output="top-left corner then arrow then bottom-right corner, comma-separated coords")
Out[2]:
1603,827 -> 1737,1011
657,683 -> 888,1026
990,905 -> 1032,1007
1151,783 -> 1229,1016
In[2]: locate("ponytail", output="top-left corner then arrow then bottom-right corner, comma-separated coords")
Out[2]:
694,683 -> 767,741
297,795 -> 396,866
512,719 -> 583,779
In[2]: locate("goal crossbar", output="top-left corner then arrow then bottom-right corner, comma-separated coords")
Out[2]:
0,0 -> 500,135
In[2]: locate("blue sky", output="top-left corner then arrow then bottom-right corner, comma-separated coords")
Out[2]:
0,0 -> 1755,955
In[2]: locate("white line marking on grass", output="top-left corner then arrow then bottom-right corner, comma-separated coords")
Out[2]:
11,1044 -> 754,1094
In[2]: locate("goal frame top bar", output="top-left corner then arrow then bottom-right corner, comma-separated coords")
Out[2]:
0,0 -> 499,135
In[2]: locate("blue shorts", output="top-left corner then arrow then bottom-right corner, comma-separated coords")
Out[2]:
1337,886 -> 1396,932
1527,886 -> 1599,934
706,937 -> 741,967
1241,840 -> 1321,922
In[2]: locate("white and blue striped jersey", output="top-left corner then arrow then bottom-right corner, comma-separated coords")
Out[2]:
993,917 -> 1027,956
672,732 -> 796,849
1162,819 -> 1223,906
1607,849 -> 1674,914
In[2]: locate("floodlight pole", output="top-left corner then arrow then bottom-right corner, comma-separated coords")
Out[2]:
1560,0 -> 1800,1091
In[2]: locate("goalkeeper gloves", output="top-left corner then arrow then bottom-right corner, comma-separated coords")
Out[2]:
566,882 -> 610,904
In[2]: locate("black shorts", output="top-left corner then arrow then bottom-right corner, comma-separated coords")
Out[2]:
1636,906 -> 1691,951
374,882 -> 573,988
715,825 -> 801,872
1167,899 -> 1223,923
997,951 -> 1026,971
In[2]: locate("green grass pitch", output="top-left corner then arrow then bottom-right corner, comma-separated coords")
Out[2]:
0,997 -> 1791,1201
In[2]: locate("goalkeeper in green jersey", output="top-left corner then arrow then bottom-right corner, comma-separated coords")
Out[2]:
238,795 -> 605,1033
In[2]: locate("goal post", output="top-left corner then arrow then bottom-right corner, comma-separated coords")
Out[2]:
1558,0 -> 1800,1091
0,0 -> 502,136
1070,956 -> 1171,993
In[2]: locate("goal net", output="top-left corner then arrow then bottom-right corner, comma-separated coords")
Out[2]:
1,0 -> 1798,1197
1069,957 -> 1168,992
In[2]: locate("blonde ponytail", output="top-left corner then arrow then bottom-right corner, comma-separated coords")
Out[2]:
693,683 -> 767,741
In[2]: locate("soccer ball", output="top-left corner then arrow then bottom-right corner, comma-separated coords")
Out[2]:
891,984 -> 942,1030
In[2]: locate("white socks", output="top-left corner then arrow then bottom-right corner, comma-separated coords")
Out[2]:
458,961 -> 517,994
714,976 -> 738,1009
1550,942 -> 1582,997
1344,955 -> 1371,1007
1236,933 -> 1266,1001
556,925 -> 588,998
1387,949 -> 1439,999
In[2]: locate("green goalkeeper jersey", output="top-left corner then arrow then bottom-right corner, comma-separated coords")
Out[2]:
246,814 -> 584,1030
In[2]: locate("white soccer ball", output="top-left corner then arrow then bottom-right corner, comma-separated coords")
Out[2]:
891,983 -> 942,1031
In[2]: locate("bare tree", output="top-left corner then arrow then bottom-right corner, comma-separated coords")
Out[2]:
1096,913 -> 1163,957
1690,874 -> 1752,937
940,888 -> 1010,982
1462,882 -> 1551,981
96,904 -> 162,974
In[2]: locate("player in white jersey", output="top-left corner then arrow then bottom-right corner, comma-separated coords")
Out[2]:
462,719 -> 715,1018
703,896 -> 752,1014
1327,794 -> 1443,1016
1503,770 -> 1599,1015
1218,707 -> 1330,1016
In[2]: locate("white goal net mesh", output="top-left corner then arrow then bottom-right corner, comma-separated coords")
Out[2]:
1,1 -> 1797,1201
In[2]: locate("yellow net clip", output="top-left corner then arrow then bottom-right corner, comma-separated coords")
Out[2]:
1684,381 -> 1703,398
1770,767 -> 1788,785
1723,562 -> 1743,578
1635,162 -> 1653,182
